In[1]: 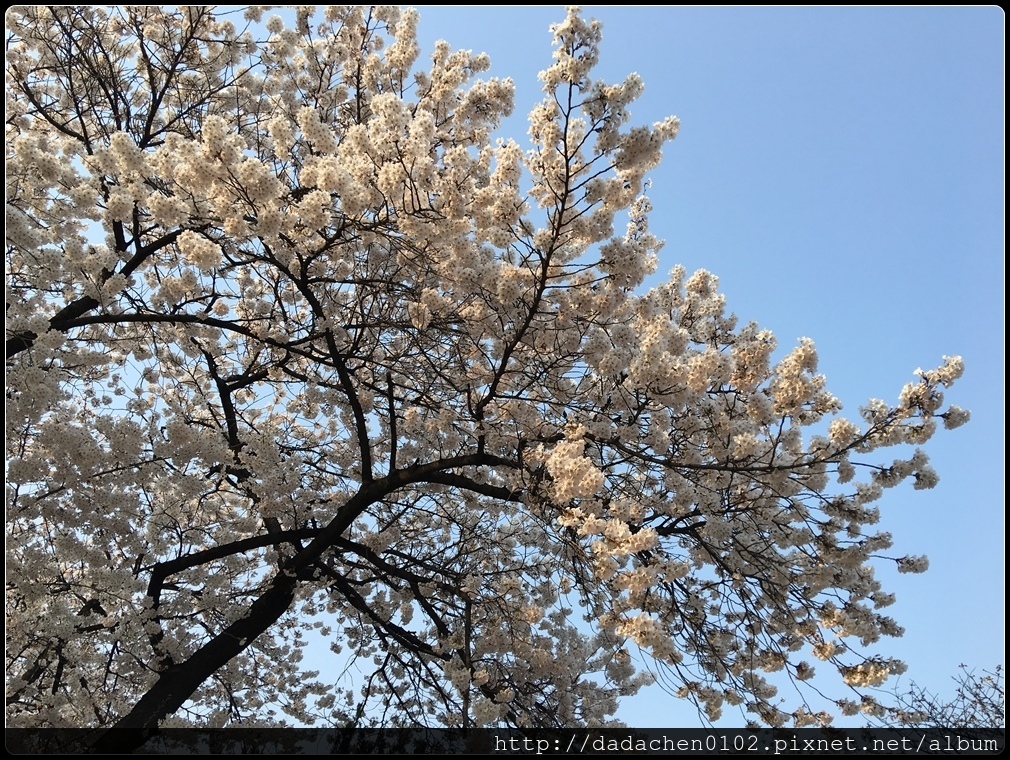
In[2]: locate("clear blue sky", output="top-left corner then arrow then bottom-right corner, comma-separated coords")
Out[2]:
410,5 -> 1005,726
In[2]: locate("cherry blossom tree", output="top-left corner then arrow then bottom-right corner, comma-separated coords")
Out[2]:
6,5 -> 971,734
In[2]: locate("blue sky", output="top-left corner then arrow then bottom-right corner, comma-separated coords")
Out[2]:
409,5 -> 1004,726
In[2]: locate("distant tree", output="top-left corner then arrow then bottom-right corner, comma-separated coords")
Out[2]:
6,5 -> 970,734
885,666 -> 1004,729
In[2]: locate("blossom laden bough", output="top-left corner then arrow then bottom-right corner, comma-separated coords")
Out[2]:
6,5 -> 967,736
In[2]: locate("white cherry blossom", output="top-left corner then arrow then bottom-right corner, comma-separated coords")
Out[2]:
6,5 -> 968,737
